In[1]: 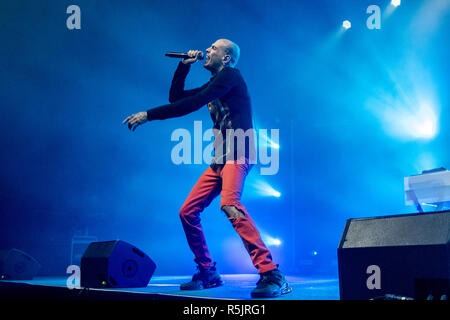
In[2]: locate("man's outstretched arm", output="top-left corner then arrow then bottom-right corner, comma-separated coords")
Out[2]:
123,67 -> 238,131
147,67 -> 237,121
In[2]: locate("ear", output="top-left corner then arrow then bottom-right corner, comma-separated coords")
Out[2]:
222,55 -> 231,65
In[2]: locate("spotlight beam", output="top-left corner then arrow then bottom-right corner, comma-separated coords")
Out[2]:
342,20 -> 351,29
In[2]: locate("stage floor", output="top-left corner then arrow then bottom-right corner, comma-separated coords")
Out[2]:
0,274 -> 339,300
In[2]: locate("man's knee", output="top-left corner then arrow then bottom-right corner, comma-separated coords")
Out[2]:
179,204 -> 191,220
179,204 -> 201,225
222,205 -> 246,220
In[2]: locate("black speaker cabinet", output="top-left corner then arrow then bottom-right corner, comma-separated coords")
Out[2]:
0,248 -> 41,280
338,211 -> 450,300
80,240 -> 156,288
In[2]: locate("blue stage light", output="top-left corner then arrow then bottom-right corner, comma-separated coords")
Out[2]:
262,233 -> 282,246
272,239 -> 282,246
342,20 -> 351,29
391,0 -> 401,7
265,187 -> 281,198
249,179 -> 282,198
257,129 -> 280,150
373,101 -> 439,141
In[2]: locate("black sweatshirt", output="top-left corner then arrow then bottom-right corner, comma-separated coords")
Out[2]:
147,62 -> 254,167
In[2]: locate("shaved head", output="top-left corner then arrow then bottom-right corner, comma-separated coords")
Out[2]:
204,39 -> 241,73
217,39 -> 240,67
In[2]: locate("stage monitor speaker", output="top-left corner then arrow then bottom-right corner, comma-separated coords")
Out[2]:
338,211 -> 450,300
0,248 -> 41,280
80,240 -> 156,288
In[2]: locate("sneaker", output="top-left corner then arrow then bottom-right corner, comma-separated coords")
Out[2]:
180,262 -> 224,290
251,268 -> 292,298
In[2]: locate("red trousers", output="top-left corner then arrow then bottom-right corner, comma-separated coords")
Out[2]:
179,159 -> 277,274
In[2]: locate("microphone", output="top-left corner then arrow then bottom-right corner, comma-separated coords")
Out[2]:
165,52 -> 204,60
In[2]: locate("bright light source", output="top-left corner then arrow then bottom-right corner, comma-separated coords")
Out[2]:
371,97 -> 439,141
258,130 -> 280,149
262,234 -> 282,246
265,187 -> 281,198
250,179 -> 282,198
272,239 -> 281,246
391,0 -> 401,7
416,118 -> 437,139
342,20 -> 351,29
390,102 -> 439,140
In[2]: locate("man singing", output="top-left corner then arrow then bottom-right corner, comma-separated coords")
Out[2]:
123,39 -> 291,298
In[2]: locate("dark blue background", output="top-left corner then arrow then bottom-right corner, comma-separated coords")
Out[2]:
1,0 -> 449,276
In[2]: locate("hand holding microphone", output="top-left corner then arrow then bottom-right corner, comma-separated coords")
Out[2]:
182,50 -> 204,64
165,50 -> 204,65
